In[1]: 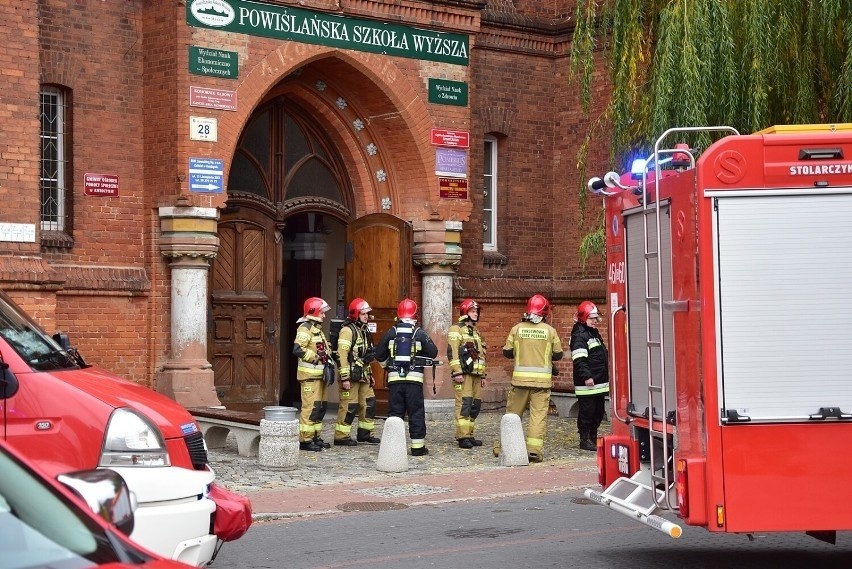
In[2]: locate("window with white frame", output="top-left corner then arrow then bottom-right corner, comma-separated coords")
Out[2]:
483,135 -> 497,250
40,86 -> 67,232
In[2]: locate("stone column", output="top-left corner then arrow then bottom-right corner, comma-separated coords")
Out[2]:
413,218 -> 462,414
157,204 -> 221,408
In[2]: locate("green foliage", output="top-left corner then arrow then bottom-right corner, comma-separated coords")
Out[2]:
578,223 -> 606,271
571,0 -> 852,266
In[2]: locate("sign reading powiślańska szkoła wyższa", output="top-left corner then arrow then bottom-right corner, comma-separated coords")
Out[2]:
186,0 -> 469,66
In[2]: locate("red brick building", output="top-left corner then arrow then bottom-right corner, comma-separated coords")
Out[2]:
1,0 -> 608,412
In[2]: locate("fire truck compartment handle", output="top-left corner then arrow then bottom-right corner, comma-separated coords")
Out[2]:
808,407 -> 852,420
609,305 -> 629,425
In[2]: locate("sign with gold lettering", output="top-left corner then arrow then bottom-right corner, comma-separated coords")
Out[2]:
439,177 -> 468,200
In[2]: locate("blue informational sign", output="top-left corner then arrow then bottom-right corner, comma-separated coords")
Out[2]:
189,157 -> 224,193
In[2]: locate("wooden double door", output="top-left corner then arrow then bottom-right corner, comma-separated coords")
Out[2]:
209,210 -> 411,413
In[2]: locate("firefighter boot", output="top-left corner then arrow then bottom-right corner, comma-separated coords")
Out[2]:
579,431 -> 596,451
411,446 -> 429,456
458,438 -> 474,449
357,428 -> 381,444
299,440 -> 324,452
314,436 -> 331,449
334,438 -> 358,446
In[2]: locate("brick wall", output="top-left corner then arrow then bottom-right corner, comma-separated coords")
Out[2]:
55,294 -> 149,384
0,1 -> 40,254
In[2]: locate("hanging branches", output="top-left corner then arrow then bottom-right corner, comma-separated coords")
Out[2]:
570,0 -> 852,265
572,0 -> 852,160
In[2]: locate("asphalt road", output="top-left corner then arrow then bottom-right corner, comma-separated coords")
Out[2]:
209,490 -> 852,569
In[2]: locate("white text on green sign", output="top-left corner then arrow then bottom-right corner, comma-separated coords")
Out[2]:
187,0 -> 469,66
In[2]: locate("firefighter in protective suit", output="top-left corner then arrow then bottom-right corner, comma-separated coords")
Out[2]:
333,298 -> 381,446
375,298 -> 439,456
293,297 -> 333,452
571,300 -> 609,451
500,294 -> 563,463
447,299 -> 487,449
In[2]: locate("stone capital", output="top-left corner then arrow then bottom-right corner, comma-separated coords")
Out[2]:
159,206 -> 220,260
412,219 -> 462,271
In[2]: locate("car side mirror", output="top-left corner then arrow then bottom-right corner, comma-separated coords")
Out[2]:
0,355 -> 18,399
58,469 -> 137,536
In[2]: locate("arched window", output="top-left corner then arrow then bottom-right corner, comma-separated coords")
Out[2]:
228,100 -> 345,206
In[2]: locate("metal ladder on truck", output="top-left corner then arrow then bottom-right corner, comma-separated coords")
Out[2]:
585,126 -> 738,538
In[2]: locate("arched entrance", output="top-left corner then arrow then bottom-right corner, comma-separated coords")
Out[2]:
209,70 -> 412,413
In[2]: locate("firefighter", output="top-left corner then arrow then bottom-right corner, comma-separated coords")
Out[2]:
447,298 -> 487,449
500,294 -> 563,463
375,298 -> 439,456
292,296 -> 333,452
571,300 -> 609,451
333,298 -> 380,446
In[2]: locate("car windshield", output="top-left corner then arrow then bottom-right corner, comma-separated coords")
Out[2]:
0,292 -> 78,372
0,449 -> 130,567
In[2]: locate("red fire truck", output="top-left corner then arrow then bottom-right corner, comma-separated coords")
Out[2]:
584,124 -> 852,543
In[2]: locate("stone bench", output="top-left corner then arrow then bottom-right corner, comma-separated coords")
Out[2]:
550,391 -> 609,420
190,409 -> 261,457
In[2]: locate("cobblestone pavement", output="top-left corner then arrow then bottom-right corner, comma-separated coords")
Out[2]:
209,411 -> 608,494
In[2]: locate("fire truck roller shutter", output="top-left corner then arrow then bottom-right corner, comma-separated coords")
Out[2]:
711,190 -> 852,422
624,201 -> 677,420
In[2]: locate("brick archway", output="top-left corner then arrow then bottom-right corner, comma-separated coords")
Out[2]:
215,46 -> 437,221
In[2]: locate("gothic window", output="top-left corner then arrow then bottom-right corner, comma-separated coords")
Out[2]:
228,100 -> 345,206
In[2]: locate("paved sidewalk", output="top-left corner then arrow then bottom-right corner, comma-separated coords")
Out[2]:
208,411 -> 604,520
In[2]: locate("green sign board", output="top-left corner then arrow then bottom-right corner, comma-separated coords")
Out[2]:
428,79 -> 468,106
189,46 -> 238,79
186,0 -> 469,66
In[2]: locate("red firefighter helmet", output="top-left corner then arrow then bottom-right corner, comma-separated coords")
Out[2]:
459,298 -> 480,319
397,298 -> 418,319
303,297 -> 330,320
526,294 -> 550,317
577,300 -> 600,324
348,298 -> 372,319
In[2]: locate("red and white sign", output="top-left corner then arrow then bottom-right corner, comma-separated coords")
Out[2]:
431,128 -> 470,148
190,86 -> 237,111
84,173 -> 119,197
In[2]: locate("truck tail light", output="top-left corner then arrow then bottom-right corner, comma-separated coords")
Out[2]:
596,438 -> 605,485
676,458 -> 689,519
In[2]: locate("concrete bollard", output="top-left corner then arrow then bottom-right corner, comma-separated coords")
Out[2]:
499,413 -> 529,467
376,416 -> 409,472
258,406 -> 299,470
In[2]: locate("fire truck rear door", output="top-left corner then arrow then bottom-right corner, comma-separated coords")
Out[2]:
711,188 -> 852,532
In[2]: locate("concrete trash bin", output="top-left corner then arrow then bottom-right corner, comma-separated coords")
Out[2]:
259,406 -> 299,470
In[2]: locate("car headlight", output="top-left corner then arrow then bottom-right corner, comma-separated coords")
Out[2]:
100,408 -> 170,467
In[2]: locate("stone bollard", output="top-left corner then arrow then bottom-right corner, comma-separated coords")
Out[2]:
499,413 -> 529,467
259,406 -> 299,470
376,416 -> 409,473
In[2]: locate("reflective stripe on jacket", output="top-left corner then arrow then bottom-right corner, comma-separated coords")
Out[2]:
570,321 -> 609,396
293,321 -> 329,380
447,320 -> 487,377
503,321 -> 562,388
